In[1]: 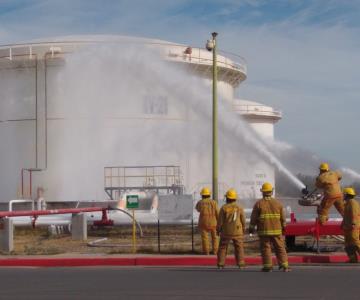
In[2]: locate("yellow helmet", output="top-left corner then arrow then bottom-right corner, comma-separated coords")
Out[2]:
200,187 -> 211,197
261,182 -> 273,193
319,163 -> 329,171
226,188 -> 237,200
343,187 -> 356,197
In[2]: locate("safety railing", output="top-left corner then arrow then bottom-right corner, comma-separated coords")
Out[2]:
8,200 -> 35,212
104,166 -> 184,199
233,104 -> 282,118
166,46 -> 247,74
0,40 -> 247,77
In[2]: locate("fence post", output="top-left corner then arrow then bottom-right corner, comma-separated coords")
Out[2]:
0,218 -> 13,252
71,213 -> 87,240
157,219 -> 161,253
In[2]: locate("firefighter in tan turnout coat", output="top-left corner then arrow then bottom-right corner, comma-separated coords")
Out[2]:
249,182 -> 290,272
316,163 -> 344,224
341,187 -> 360,263
196,187 -> 219,255
217,188 -> 246,269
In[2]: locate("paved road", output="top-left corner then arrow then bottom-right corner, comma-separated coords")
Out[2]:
0,265 -> 359,299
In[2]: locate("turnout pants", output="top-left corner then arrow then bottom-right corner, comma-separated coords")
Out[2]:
318,195 -> 345,224
200,228 -> 218,255
344,229 -> 360,263
260,235 -> 288,269
217,235 -> 245,267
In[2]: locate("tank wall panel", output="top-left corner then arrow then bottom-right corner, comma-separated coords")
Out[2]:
0,121 -> 36,201
248,121 -> 274,139
34,119 -> 190,201
202,79 -> 234,102
46,62 -> 188,121
0,68 -> 36,120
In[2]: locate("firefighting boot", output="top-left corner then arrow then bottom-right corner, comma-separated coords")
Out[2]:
279,263 -> 291,272
238,262 -> 246,270
261,267 -> 273,272
279,266 -> 292,272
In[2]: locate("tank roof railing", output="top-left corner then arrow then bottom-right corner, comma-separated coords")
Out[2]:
166,46 -> 247,75
0,40 -> 247,75
234,104 -> 282,119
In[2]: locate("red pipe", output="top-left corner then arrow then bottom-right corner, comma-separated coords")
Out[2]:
0,207 -> 108,218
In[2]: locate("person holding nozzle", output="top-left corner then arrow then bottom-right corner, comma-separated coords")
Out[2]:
249,182 -> 290,272
217,189 -> 246,269
316,163 -> 344,224
341,187 -> 360,263
196,187 -> 219,255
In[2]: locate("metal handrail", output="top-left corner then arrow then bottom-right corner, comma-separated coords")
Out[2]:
104,166 -> 182,189
0,40 -> 247,74
166,46 -> 247,73
8,199 -> 35,212
234,104 -> 282,117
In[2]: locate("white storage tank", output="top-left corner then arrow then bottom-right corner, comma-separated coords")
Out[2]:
0,35 -> 279,204
233,99 -> 282,199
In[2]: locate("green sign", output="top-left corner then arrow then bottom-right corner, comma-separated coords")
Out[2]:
126,195 -> 139,209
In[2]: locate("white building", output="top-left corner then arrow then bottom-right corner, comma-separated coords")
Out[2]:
0,35 -> 281,203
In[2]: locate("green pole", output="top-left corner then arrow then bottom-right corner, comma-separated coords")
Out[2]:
212,32 -> 218,202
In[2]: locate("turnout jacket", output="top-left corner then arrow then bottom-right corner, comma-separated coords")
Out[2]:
342,199 -> 360,230
250,196 -> 286,236
196,198 -> 219,230
316,171 -> 342,199
217,202 -> 246,236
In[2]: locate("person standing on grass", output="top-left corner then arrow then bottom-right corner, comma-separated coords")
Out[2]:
196,187 -> 219,255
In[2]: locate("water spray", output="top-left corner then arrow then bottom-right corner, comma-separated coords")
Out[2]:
341,167 -> 360,182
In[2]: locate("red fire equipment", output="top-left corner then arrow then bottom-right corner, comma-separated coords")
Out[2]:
285,212 -> 343,251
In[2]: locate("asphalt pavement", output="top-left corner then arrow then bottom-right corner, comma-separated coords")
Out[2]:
0,265 -> 359,299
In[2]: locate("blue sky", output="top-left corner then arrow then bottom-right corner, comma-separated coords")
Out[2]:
0,0 -> 360,170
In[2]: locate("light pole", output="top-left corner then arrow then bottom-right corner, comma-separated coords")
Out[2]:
206,32 -> 218,202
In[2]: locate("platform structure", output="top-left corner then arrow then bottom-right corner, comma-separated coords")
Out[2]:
104,166 -> 185,200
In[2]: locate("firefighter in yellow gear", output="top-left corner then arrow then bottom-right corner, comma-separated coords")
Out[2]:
341,187 -> 360,263
249,182 -> 290,272
195,187 -> 219,255
217,188 -> 246,269
315,163 -> 344,224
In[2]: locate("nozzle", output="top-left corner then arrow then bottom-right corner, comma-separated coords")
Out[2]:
302,187 -> 309,195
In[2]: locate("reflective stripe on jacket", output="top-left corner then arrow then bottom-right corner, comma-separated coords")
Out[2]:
196,198 -> 219,229
250,196 -> 286,236
217,202 -> 246,236
316,170 -> 342,198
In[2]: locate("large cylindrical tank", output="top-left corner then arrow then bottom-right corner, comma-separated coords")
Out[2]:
0,35 -> 280,205
233,99 -> 282,198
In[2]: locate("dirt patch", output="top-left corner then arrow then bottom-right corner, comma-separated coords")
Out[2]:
6,226 -> 344,256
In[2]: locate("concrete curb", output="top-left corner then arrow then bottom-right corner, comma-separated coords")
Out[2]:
0,255 -> 352,267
